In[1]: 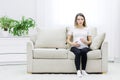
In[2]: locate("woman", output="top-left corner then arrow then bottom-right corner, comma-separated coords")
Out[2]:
67,13 -> 92,77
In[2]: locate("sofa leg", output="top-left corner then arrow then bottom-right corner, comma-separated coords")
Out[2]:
102,72 -> 107,74
27,72 -> 32,74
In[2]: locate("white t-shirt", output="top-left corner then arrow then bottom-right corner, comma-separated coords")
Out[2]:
68,27 -> 91,49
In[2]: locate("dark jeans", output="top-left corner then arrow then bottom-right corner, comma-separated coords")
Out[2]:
70,47 -> 91,70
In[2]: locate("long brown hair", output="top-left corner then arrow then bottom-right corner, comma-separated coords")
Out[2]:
74,13 -> 86,27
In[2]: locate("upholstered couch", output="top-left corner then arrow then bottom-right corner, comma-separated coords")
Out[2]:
27,27 -> 108,73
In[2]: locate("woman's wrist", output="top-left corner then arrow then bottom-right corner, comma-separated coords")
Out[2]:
69,42 -> 73,46
87,41 -> 91,45
67,40 -> 72,45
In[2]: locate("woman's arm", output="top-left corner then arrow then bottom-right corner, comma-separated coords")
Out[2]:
87,36 -> 92,45
66,35 -> 80,47
80,36 -> 92,45
66,35 -> 73,45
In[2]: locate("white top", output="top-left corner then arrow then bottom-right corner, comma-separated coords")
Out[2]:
68,27 -> 91,49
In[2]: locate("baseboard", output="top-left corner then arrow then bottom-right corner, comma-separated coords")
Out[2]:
114,57 -> 120,63
0,61 -> 26,66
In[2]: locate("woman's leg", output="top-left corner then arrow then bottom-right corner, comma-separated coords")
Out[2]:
70,47 -> 81,70
81,47 -> 90,70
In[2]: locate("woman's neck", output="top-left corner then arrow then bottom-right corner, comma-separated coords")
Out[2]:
76,25 -> 84,29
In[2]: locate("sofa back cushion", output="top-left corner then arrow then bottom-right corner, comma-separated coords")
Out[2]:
35,27 -> 67,48
90,33 -> 105,50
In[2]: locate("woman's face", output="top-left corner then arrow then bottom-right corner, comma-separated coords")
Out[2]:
76,16 -> 84,26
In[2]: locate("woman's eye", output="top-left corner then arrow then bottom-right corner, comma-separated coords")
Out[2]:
77,19 -> 84,21
81,19 -> 84,20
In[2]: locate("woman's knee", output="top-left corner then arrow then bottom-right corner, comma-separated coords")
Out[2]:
70,47 -> 80,55
81,48 -> 90,54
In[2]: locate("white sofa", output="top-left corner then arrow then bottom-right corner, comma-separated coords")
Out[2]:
27,27 -> 108,73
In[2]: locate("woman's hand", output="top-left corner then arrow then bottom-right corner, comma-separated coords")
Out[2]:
80,38 -> 88,45
71,42 -> 80,47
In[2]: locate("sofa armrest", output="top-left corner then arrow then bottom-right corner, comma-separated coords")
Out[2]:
101,41 -> 108,72
27,40 -> 34,53
27,40 -> 34,72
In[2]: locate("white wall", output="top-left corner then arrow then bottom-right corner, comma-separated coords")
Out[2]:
0,0 -> 36,20
36,0 -> 54,27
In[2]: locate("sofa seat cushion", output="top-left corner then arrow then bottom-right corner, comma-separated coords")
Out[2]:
33,48 -> 68,59
87,50 -> 102,59
68,50 -> 101,60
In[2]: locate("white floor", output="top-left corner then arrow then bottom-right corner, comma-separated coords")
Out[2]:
0,62 -> 120,80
